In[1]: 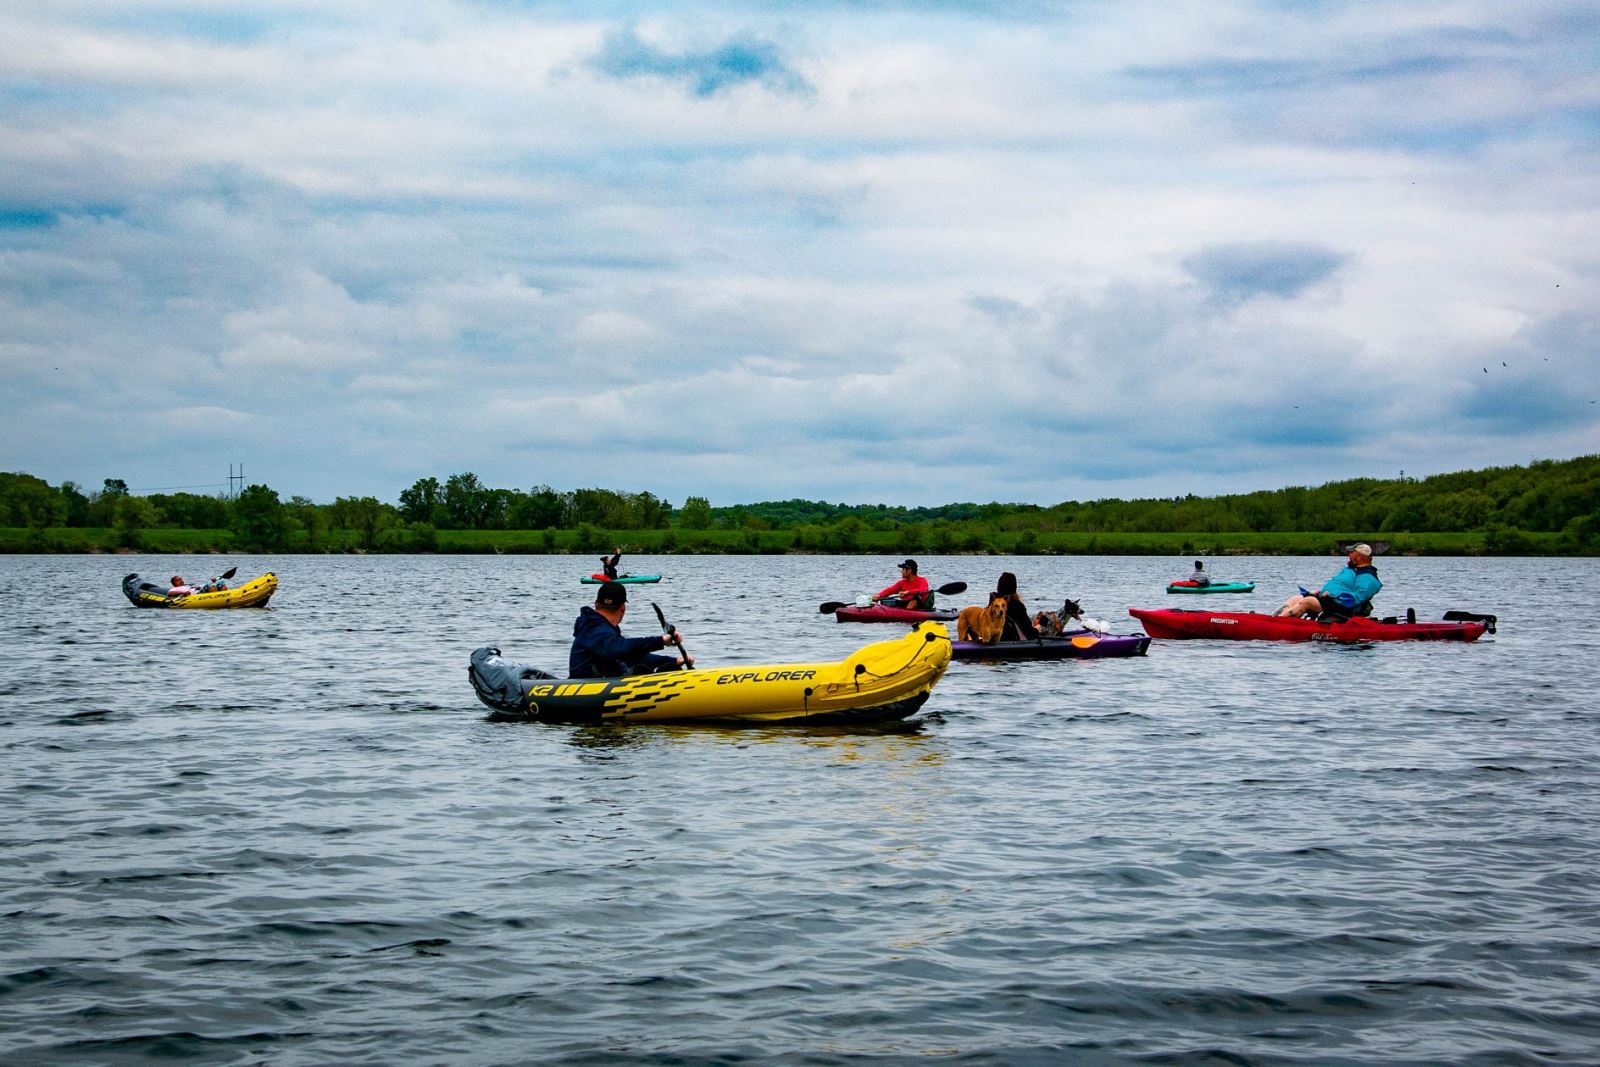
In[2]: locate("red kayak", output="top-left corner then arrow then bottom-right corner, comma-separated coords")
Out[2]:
834,604 -> 958,624
1129,607 -> 1496,643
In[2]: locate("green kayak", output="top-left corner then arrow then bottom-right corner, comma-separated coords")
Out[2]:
581,574 -> 662,584
1166,580 -> 1255,594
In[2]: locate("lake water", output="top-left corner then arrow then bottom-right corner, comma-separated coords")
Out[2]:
4,553 -> 1599,1065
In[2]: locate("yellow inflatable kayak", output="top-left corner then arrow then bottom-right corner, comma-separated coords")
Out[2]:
470,622 -> 952,726
122,572 -> 278,609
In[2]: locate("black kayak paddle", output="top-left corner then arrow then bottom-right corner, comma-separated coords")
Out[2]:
651,602 -> 692,669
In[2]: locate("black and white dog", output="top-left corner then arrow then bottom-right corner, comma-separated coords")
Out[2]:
1033,597 -> 1083,638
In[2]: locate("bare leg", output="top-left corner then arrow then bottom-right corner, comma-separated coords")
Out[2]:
1276,594 -> 1321,617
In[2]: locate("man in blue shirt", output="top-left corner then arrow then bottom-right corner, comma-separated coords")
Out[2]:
569,581 -> 691,678
1275,544 -> 1383,618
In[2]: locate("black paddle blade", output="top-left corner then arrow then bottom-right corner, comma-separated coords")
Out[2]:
819,601 -> 851,614
936,581 -> 967,595
221,567 -> 238,580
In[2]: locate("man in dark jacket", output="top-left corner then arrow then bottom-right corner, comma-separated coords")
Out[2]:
569,581 -> 690,678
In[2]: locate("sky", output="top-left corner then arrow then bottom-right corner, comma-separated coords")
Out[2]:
2,0 -> 1597,508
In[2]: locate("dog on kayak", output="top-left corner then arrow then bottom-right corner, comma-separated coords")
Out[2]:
956,593 -> 1009,644
1033,597 -> 1083,638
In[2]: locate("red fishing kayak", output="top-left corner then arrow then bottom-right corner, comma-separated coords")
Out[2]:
1129,608 -> 1496,643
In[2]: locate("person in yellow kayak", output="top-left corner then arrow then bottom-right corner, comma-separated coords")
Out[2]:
569,581 -> 691,677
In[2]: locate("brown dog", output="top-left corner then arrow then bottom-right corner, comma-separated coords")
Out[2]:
957,593 -> 1009,644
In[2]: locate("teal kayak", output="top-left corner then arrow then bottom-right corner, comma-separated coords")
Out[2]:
1166,580 -> 1255,594
580,574 -> 662,584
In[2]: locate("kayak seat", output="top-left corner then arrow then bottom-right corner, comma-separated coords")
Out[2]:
1314,599 -> 1375,624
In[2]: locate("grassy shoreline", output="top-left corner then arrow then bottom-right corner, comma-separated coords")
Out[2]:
0,526 -> 1570,556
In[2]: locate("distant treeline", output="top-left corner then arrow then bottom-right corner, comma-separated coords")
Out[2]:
1,455 -> 1596,555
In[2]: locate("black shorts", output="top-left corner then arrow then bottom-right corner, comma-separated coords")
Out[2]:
1315,593 -> 1354,619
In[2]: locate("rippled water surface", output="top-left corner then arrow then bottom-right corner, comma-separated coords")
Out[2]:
4,553 -> 1599,1064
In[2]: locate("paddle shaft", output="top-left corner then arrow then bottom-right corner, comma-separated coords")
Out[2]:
651,602 -> 691,669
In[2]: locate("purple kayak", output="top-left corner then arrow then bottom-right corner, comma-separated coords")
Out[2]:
951,630 -> 1151,660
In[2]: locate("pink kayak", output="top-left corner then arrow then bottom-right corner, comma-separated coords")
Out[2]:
834,604 -> 958,624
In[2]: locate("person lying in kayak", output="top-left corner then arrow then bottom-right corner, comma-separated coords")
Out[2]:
600,547 -> 623,580
569,580 -> 692,677
995,570 -> 1040,640
1274,543 -> 1382,619
870,559 -> 931,610
167,575 -> 196,597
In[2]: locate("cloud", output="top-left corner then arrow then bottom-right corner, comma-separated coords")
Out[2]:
1183,241 -> 1347,305
0,1 -> 1595,505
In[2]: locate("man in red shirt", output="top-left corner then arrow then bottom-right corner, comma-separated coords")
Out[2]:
871,559 -> 930,610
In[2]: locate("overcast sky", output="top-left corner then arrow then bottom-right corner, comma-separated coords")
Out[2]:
2,1 -> 1597,507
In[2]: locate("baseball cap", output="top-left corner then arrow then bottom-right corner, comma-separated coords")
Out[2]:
898,559 -> 918,570
596,581 -> 627,607
1349,543 -> 1373,557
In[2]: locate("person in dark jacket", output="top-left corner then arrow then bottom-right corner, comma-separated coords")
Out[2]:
600,547 -> 623,579
569,581 -> 690,678
995,571 -> 1038,641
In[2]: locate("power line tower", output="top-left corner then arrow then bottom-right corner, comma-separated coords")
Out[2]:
229,463 -> 245,499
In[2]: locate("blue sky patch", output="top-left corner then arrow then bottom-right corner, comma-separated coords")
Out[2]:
588,25 -> 811,97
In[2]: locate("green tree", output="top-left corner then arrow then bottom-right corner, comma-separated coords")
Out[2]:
443,472 -> 488,529
1480,523 -> 1532,555
680,496 -> 713,530
0,472 -> 66,527
232,484 -> 286,550
331,496 -> 394,550
898,523 -> 925,556
508,485 -> 567,529
59,481 -> 91,526
574,521 -> 610,552
112,495 -> 159,549
288,495 -> 327,550
87,478 -> 129,526
148,491 -> 230,529
399,476 -> 446,526
1558,514 -> 1600,554
827,516 -> 862,551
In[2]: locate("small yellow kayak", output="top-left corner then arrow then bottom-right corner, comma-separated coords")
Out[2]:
470,622 -> 953,726
122,572 -> 278,609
